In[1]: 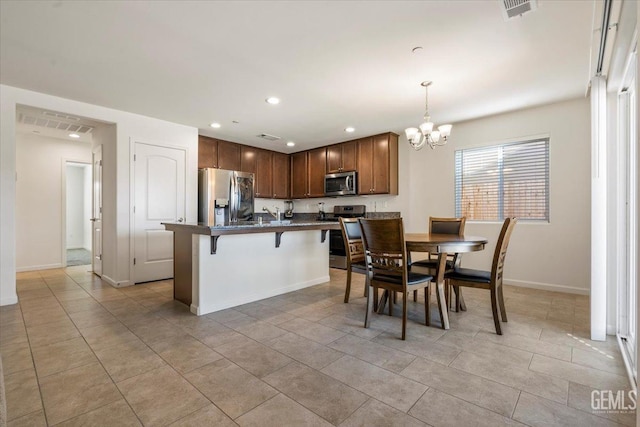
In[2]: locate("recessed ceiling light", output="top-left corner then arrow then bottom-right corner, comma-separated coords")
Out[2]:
345,127 -> 355,133
266,97 -> 280,105
286,141 -> 295,147
210,122 -> 221,128
69,133 -> 80,138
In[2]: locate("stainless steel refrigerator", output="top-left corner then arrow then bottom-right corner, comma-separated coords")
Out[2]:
198,168 -> 254,225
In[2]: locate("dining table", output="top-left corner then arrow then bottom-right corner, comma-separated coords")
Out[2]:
404,233 -> 488,329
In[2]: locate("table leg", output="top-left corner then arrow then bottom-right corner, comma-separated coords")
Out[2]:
435,253 -> 450,330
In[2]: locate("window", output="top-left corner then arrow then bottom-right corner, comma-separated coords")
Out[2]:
455,138 -> 549,221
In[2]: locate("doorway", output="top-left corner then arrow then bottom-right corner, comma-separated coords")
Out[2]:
617,48 -> 637,383
65,162 -> 92,266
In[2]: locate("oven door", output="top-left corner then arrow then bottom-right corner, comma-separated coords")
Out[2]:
328,229 -> 347,269
329,230 -> 346,256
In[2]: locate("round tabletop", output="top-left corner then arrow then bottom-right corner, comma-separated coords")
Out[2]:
405,233 -> 488,253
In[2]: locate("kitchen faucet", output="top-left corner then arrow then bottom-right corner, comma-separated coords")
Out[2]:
262,206 -> 281,221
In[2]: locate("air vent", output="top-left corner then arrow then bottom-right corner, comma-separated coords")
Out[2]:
17,114 -> 94,133
257,133 -> 281,141
43,111 -> 80,121
499,0 -> 537,20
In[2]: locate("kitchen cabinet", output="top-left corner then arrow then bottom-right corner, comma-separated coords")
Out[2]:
326,140 -> 357,173
240,146 -> 257,174
357,132 -> 398,195
290,148 -> 326,198
217,139 -> 242,171
290,151 -> 308,198
198,135 -> 218,169
255,149 -> 273,198
308,147 -> 327,197
272,152 -> 290,199
242,146 -> 282,199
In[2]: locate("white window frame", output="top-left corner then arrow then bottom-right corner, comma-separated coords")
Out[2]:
454,138 -> 550,222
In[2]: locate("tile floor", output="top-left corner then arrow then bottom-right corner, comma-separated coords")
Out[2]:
0,266 -> 635,426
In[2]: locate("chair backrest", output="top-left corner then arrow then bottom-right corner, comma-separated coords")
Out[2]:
358,218 -> 408,285
429,216 -> 466,236
339,218 -> 365,264
491,217 -> 517,286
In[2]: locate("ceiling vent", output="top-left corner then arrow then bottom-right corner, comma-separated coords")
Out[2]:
257,133 -> 281,141
499,0 -> 537,20
17,112 -> 94,133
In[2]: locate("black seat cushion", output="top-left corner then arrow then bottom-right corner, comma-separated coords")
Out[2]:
372,271 -> 433,286
350,260 -> 368,272
411,259 -> 455,270
445,267 -> 491,284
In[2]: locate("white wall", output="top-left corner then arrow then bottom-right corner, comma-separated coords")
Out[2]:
66,164 -> 88,250
1,84 -> 198,305
15,134 -> 91,271
406,98 -> 591,294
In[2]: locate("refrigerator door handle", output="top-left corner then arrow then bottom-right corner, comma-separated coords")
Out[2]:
230,172 -> 238,223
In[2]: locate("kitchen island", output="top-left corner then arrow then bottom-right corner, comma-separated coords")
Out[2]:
163,221 -> 340,315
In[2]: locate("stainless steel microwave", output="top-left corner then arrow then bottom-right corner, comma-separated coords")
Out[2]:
325,171 -> 357,196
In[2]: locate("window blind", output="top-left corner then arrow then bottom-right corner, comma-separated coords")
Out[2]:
455,138 -> 549,221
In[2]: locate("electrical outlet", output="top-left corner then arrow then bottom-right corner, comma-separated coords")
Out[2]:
383,201 -> 388,208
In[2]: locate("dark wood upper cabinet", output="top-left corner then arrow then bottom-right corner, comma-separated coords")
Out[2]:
255,149 -> 273,198
341,140 -> 358,172
357,137 -> 373,195
272,152 -> 290,199
198,132 -> 396,200
217,139 -> 241,171
307,147 -> 327,197
357,133 -> 398,195
198,135 -> 218,169
326,144 -> 342,173
290,151 -> 308,199
240,146 -> 257,174
327,140 -> 357,173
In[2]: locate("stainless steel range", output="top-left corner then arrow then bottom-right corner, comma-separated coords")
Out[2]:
319,205 -> 366,269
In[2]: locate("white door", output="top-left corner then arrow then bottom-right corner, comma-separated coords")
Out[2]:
134,142 -> 186,283
91,145 -> 103,276
617,54 -> 637,381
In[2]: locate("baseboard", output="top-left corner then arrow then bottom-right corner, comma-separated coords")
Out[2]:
0,296 -> 18,306
193,275 -> 331,316
16,263 -> 62,273
504,278 -> 589,295
101,275 -> 132,288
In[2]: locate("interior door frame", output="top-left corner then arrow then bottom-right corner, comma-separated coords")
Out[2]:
129,137 -> 188,284
616,39 -> 638,387
60,158 -> 92,268
92,144 -> 103,277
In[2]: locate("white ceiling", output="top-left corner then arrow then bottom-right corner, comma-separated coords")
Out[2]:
0,1 -> 595,153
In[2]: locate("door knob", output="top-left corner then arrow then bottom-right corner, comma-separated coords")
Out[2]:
90,218 -> 98,222
177,217 -> 184,223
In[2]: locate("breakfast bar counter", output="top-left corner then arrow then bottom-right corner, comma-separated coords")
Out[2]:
163,221 -> 340,315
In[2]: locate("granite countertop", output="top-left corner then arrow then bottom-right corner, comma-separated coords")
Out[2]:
163,220 -> 340,236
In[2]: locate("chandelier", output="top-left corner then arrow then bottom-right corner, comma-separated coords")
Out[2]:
405,81 -> 452,150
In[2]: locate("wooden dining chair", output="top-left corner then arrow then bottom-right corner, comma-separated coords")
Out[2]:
444,217 -> 517,335
359,218 -> 433,340
411,217 -> 466,304
340,217 -> 368,303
